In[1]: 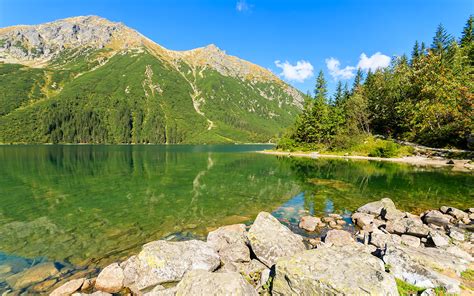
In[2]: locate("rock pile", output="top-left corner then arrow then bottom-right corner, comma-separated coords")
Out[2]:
49,200 -> 472,295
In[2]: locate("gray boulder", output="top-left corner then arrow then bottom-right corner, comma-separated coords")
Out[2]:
207,224 -> 250,264
422,210 -> 453,226
175,270 -> 257,296
351,212 -> 374,228
247,212 -> 306,267
272,245 -> 398,295
383,244 -> 472,294
356,198 -> 396,216
429,230 -> 450,247
442,207 -> 469,221
401,235 -> 421,248
121,240 -> 220,291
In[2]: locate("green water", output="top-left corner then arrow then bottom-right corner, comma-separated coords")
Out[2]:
0,145 -> 472,291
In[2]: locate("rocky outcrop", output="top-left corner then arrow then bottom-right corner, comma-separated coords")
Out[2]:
121,240 -> 220,291
272,246 -> 398,295
247,212 -> 306,267
175,270 -> 257,296
383,244 -> 471,294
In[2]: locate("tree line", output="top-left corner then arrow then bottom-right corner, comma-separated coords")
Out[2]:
279,16 -> 473,151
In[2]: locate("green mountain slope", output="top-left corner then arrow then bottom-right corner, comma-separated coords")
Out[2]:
0,16 -> 303,143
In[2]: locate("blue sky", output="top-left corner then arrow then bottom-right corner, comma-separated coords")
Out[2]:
0,0 -> 472,94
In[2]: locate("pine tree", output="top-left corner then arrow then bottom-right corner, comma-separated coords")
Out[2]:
333,81 -> 344,106
460,15 -> 474,46
314,70 -> 328,102
352,68 -> 364,93
420,42 -> 427,56
411,40 -> 420,64
431,24 -> 454,55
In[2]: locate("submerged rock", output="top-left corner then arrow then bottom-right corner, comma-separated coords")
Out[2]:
175,270 -> 257,296
5,262 -> 59,290
121,240 -> 220,291
95,263 -> 124,293
298,216 -> 320,232
272,246 -> 398,295
247,212 -> 305,267
206,224 -> 250,264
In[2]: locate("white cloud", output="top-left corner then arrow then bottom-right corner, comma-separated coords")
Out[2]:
325,57 -> 356,80
275,60 -> 314,83
236,0 -> 250,12
357,52 -> 391,72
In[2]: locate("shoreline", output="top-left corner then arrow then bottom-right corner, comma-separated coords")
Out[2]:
258,150 -> 473,170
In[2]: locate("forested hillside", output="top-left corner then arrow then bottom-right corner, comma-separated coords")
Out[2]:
0,16 -> 303,144
279,17 -> 473,153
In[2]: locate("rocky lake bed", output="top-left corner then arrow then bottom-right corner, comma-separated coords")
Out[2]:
4,198 -> 472,295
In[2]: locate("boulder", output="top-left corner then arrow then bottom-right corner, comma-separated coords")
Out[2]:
143,285 -> 177,296
121,240 -> 220,291
73,292 -> 112,296
95,263 -> 124,293
352,212 -> 374,228
370,232 -> 402,249
448,226 -> 465,241
5,262 -> 59,290
206,224 -> 250,264
298,216 -> 320,232
50,278 -> 85,296
429,230 -> 450,247
382,207 -> 405,221
401,235 -> 421,248
383,244 -> 472,294
217,259 -> 267,286
247,212 -> 305,267
356,198 -> 396,216
422,210 -> 452,226
443,207 -> 469,221
175,270 -> 257,296
324,229 -> 354,246
272,246 -> 398,295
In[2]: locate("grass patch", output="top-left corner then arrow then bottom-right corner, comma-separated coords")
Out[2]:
396,278 -> 425,295
462,269 -> 474,281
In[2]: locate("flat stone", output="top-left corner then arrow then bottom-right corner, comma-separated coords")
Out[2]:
50,278 -> 85,296
401,235 -> 421,248
73,292 -> 112,296
370,232 -> 401,249
272,246 -> 398,295
444,207 -> 469,220
247,212 -> 306,267
298,216 -> 320,232
336,219 -> 346,225
206,224 -> 250,264
95,263 -> 124,293
321,216 -> 334,223
356,198 -> 396,216
324,229 -> 354,246
175,270 -> 257,296
6,262 -> 59,290
121,240 -> 220,291
143,285 -> 177,296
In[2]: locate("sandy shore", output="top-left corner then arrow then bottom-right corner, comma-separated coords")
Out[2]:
258,150 -> 473,171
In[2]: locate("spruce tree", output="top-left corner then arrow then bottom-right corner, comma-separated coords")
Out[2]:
460,15 -> 474,46
352,68 -> 364,93
420,42 -> 427,56
431,24 -> 454,55
314,70 -> 328,102
411,40 -> 420,64
333,81 -> 344,106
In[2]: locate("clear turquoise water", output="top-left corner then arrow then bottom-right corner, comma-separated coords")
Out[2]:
0,145 -> 472,292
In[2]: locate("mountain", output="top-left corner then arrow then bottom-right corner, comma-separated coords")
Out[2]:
0,16 -> 303,144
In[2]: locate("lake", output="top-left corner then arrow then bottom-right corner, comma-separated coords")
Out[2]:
0,145 -> 472,293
